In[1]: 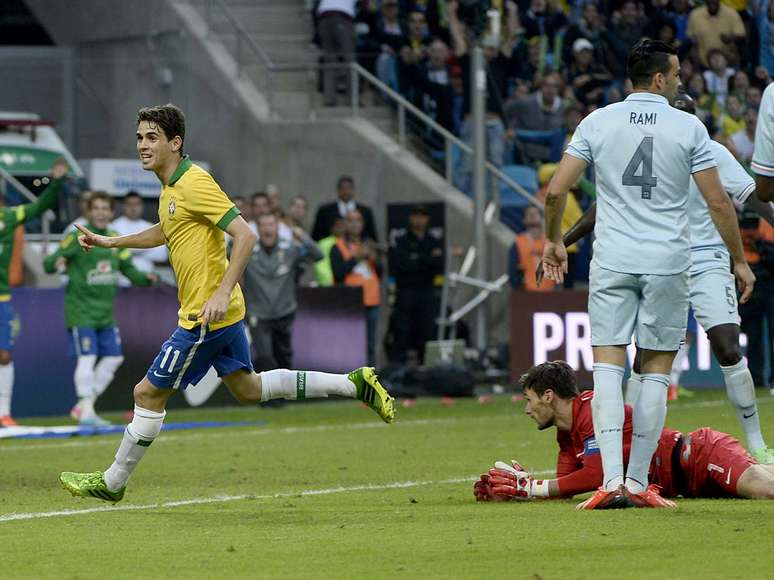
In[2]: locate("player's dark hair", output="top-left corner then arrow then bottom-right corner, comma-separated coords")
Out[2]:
136,103 -> 185,155
519,361 -> 579,399
88,191 -> 115,210
337,175 -> 354,189
627,40 -> 677,88
252,191 -> 269,203
673,90 -> 696,115
123,191 -> 142,202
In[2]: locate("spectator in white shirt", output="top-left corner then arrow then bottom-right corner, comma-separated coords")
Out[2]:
730,107 -> 758,164
110,192 -> 167,286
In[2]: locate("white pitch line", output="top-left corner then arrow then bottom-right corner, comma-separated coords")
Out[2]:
0,470 -> 555,524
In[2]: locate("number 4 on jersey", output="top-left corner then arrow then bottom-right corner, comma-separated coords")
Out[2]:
623,136 -> 658,199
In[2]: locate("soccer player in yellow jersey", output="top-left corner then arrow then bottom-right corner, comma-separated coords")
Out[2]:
59,104 -> 394,503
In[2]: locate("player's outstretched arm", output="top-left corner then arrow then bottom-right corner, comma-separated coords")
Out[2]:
14,158 -> 68,225
694,167 -> 756,303
542,154 -> 588,284
199,215 -> 257,325
75,222 -> 165,252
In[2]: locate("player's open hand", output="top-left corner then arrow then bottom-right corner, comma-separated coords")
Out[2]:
74,224 -> 114,252
734,262 -> 756,304
51,157 -> 68,180
541,241 -> 568,285
199,289 -> 230,325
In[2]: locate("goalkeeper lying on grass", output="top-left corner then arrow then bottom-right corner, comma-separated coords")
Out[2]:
474,361 -> 774,508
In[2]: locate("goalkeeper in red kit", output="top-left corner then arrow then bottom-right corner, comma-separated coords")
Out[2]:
474,361 -> 774,508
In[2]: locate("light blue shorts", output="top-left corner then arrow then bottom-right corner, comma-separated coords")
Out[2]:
589,261 -> 689,351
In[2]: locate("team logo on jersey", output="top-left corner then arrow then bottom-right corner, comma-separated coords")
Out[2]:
87,260 -> 117,285
168,199 -> 177,215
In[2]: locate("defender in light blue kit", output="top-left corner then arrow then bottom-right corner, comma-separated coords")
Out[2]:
540,40 -> 754,509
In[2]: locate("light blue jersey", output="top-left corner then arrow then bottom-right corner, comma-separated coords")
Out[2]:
567,92 -> 716,274
688,140 -> 755,274
752,82 -> 774,177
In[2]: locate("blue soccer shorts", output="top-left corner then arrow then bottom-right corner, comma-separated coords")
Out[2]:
0,300 -> 20,351
68,327 -> 123,357
146,320 -> 253,390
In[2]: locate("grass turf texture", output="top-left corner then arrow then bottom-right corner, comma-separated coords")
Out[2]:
1,390 -> 773,579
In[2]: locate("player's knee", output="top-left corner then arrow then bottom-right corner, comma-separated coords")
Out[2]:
738,466 -> 774,499
133,380 -> 167,409
0,350 -> 11,365
713,340 -> 742,367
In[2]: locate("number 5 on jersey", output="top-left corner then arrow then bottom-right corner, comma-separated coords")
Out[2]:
623,136 -> 658,200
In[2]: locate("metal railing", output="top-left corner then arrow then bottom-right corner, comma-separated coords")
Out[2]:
0,166 -> 55,253
199,0 -> 541,210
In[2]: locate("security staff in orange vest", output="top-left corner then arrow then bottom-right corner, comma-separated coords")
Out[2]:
739,214 -> 774,392
331,209 -> 382,365
508,205 -> 556,292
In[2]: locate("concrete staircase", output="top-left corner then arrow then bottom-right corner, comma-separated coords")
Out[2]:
189,0 -> 394,132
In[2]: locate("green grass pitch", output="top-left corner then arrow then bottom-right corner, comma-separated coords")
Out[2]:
1,390 -> 773,579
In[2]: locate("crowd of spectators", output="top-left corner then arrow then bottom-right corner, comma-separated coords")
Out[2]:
234,174 -> 446,369
342,0 -> 774,169
312,0 -> 774,291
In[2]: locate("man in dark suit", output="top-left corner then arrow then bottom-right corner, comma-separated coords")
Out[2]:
312,175 -> 378,241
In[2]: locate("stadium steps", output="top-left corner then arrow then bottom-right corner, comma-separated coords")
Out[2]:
187,0 -> 398,134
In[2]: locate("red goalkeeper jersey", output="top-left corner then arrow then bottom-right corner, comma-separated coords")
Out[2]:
554,390 -> 634,496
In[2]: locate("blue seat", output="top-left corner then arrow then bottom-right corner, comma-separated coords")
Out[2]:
500,164 -> 538,208
514,128 -> 565,162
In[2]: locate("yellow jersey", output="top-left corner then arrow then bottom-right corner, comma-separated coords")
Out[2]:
158,156 -> 245,330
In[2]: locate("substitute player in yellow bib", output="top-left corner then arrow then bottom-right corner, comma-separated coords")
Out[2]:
59,104 -> 394,503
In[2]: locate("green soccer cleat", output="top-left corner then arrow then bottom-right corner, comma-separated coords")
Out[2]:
59,471 -> 125,503
751,447 -> 774,465
349,367 -> 395,424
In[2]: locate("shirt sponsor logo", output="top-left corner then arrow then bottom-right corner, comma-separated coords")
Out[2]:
87,260 -> 118,285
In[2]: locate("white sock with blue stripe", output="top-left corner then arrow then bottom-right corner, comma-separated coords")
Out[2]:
259,369 -> 355,402
626,373 -> 669,494
104,405 -> 166,492
592,363 -> 626,491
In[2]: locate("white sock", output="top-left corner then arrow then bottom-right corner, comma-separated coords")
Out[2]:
74,355 -> 97,418
94,356 -> 124,396
592,363 -> 626,491
670,343 -> 689,386
103,405 -> 166,492
259,369 -> 356,402
626,373 -> 669,494
0,362 -> 14,417
721,358 -> 766,452
75,354 -> 97,399
625,371 -> 642,407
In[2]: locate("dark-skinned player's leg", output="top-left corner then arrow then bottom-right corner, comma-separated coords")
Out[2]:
707,323 -> 772,462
